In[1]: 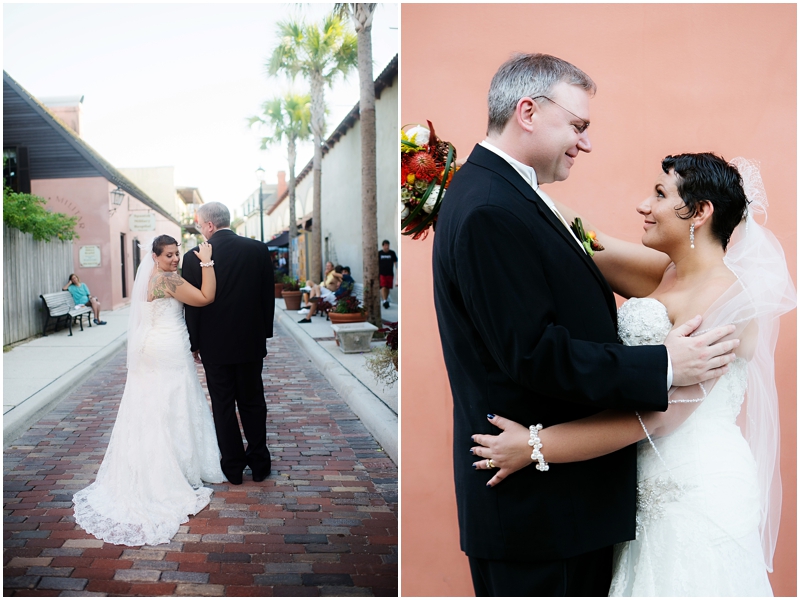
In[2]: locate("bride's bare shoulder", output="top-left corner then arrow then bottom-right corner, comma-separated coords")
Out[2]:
149,271 -> 184,299
683,269 -> 739,318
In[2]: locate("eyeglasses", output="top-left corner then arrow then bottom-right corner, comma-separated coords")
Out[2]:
532,95 -> 590,134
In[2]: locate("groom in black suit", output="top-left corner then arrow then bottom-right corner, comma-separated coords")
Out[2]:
433,53 -> 738,596
184,202 -> 274,485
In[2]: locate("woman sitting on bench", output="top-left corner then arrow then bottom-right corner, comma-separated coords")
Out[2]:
63,274 -> 107,325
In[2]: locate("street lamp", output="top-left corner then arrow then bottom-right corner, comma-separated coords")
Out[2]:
110,186 -> 125,206
255,167 -> 265,243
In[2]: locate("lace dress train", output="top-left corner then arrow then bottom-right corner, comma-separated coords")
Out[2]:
73,298 -> 224,546
609,298 -> 772,596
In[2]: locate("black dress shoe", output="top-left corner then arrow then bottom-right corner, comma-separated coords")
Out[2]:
252,471 -> 270,482
224,471 -> 243,485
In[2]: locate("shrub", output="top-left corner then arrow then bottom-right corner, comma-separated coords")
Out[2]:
3,186 -> 78,242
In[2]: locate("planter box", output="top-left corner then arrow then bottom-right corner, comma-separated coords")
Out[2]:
330,322 -> 379,354
274,283 -> 284,299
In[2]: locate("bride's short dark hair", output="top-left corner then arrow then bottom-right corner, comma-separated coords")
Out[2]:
662,152 -> 749,251
152,235 -> 180,256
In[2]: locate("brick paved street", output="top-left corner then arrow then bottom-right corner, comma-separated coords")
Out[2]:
3,322 -> 398,596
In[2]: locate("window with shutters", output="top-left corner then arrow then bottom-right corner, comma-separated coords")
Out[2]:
4,148 -> 18,190
3,147 -> 31,193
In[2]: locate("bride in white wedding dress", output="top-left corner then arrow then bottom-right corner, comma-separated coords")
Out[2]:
73,235 -> 224,546
471,154 -> 795,595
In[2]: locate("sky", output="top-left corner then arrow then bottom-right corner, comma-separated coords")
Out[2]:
3,2 -> 399,212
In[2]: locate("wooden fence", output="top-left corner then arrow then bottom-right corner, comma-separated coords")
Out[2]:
3,224 -> 74,346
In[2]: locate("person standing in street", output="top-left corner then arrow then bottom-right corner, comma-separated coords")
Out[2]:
183,202 -> 275,485
378,240 -> 398,309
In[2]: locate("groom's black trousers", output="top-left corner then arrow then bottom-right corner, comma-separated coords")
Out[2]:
201,359 -> 271,481
468,545 -> 613,597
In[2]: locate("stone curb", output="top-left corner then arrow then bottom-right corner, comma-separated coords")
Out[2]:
3,332 -> 127,448
274,309 -> 398,465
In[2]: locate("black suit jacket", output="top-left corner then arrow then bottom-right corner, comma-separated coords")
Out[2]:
183,229 -> 274,365
432,144 -> 668,562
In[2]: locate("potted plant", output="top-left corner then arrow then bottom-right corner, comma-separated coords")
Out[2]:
328,295 -> 368,325
281,277 -> 303,310
274,270 -> 285,298
316,298 -> 334,319
366,321 -> 398,387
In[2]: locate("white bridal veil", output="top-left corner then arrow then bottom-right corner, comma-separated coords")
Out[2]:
127,236 -> 157,371
642,158 -> 796,571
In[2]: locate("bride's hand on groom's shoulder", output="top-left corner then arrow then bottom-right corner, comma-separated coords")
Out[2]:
471,415 -> 533,487
193,242 -> 212,264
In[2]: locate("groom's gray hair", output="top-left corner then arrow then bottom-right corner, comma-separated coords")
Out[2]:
197,202 -> 231,228
487,53 -> 596,135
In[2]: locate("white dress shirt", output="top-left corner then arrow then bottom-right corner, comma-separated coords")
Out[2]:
478,139 -> 673,389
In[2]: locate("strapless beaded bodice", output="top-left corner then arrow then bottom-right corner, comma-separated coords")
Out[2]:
617,297 -> 672,346
617,297 -> 747,420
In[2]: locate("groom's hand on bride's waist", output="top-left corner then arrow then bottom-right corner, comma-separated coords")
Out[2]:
665,316 -> 739,388
192,351 -> 201,363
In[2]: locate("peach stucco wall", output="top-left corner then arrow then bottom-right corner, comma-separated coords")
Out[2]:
35,177 -> 181,310
400,4 -> 796,597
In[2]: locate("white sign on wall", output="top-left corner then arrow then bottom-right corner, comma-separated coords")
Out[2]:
79,245 -> 101,268
129,212 -> 156,232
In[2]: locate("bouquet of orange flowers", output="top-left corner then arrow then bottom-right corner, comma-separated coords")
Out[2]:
400,121 -> 458,239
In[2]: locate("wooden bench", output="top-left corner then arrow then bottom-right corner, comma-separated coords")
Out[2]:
40,291 -> 93,337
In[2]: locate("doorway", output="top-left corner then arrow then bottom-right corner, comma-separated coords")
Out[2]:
120,233 -> 127,298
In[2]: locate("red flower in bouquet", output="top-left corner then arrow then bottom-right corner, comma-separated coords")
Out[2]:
400,120 -> 458,240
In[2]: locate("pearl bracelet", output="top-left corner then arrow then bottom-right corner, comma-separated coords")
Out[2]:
199,260 -> 214,268
528,423 -> 549,472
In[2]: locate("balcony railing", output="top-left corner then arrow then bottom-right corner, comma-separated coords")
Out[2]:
181,216 -> 200,234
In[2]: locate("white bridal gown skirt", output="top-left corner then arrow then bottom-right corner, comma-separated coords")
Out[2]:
609,364 -> 773,596
73,299 -> 224,546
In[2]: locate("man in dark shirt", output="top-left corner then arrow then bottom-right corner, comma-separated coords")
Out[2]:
378,240 -> 397,309
335,266 -> 355,299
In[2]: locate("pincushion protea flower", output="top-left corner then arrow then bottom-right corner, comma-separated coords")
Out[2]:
407,152 -> 440,182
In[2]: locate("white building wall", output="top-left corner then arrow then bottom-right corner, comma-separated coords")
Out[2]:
234,183 -> 278,241
118,166 -> 180,220
266,174 -> 312,239
263,70 -> 397,292
320,75 -> 398,293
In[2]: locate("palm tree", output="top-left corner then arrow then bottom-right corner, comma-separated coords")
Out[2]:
333,3 -> 381,327
249,92 -> 312,279
268,14 -> 357,282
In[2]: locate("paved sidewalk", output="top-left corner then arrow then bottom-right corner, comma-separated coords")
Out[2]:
274,299 -> 398,461
3,306 -> 130,447
4,301 -> 399,462
3,321 -> 398,596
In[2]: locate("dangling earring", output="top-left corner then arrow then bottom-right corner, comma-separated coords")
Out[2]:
689,222 -> 695,249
